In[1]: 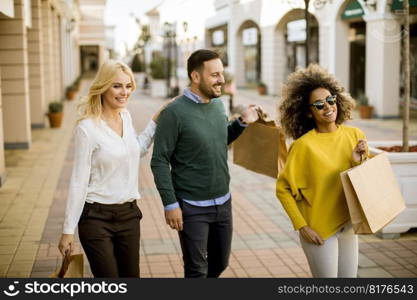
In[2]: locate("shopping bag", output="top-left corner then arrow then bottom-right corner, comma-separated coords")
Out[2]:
340,153 -> 406,234
50,251 -> 84,278
233,112 -> 287,178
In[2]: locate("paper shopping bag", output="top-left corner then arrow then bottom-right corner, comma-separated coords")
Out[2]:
340,153 -> 406,234
50,252 -> 84,278
233,113 -> 287,178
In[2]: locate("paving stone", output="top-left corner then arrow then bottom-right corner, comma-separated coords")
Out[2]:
246,238 -> 278,250
358,254 -> 378,268
358,267 -> 393,278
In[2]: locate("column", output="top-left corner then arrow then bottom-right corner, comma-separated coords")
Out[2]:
0,0 -> 32,149
365,14 -> 401,117
261,25 -> 275,95
0,69 -> 6,186
41,0 -> 54,104
28,0 -> 46,127
53,12 -> 63,99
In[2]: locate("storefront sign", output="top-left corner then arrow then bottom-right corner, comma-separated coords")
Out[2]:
391,0 -> 417,12
341,0 -> 364,20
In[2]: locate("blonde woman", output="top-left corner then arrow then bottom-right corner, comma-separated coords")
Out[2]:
58,60 -> 166,277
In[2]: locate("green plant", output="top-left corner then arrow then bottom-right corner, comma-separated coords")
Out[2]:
131,53 -> 144,72
66,84 -> 76,93
258,82 -> 267,88
74,75 -> 81,87
149,55 -> 167,79
356,93 -> 369,106
49,101 -> 63,113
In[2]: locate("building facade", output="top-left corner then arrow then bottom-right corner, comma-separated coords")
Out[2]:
143,0 -> 214,81
78,0 -> 107,74
0,0 -> 108,187
206,0 -> 417,118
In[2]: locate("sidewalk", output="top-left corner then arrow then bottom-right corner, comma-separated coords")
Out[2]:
0,81 -> 416,278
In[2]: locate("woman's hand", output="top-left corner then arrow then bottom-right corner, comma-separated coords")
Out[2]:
352,139 -> 368,163
299,226 -> 324,245
152,97 -> 177,122
58,234 -> 74,256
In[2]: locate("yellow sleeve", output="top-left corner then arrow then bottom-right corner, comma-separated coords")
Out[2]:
276,142 -> 308,230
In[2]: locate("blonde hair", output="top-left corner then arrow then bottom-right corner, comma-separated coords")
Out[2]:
77,60 -> 136,122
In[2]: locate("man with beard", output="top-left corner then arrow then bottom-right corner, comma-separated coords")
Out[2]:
151,49 -> 260,278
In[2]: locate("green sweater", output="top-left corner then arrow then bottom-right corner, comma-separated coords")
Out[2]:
151,95 -> 244,206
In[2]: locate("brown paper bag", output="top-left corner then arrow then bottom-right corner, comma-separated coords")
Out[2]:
50,252 -> 84,278
340,153 -> 406,234
233,113 -> 287,178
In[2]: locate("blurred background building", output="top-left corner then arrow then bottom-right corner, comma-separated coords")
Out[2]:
0,0 -> 416,188
205,0 -> 417,119
0,0 -> 110,187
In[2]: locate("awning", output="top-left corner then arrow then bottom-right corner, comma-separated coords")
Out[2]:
341,0 -> 364,20
391,0 -> 417,11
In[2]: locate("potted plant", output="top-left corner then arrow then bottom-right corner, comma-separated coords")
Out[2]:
73,76 -> 82,92
356,93 -> 373,119
65,85 -> 77,101
368,0 -> 417,238
47,101 -> 64,128
257,82 -> 267,95
222,72 -> 236,114
149,53 -> 168,97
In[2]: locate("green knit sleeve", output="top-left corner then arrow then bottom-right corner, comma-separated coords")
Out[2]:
151,107 -> 180,207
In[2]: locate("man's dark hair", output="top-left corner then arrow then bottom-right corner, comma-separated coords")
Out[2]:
187,49 -> 220,80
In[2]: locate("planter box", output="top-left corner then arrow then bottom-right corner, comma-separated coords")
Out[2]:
150,79 -> 167,98
359,105 -> 374,119
368,141 -> 417,237
47,112 -> 63,128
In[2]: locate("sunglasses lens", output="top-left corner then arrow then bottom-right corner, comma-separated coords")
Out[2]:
310,96 -> 336,110
314,103 -> 325,110
326,96 -> 336,105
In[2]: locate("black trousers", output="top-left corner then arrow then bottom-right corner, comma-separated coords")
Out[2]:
78,201 -> 142,278
178,198 -> 233,278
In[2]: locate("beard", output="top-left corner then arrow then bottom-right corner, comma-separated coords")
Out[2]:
198,79 -> 222,99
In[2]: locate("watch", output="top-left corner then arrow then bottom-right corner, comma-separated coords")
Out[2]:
238,116 -> 247,125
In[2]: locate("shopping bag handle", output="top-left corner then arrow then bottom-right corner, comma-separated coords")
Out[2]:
58,250 -> 71,278
360,153 -> 369,164
255,110 -> 276,126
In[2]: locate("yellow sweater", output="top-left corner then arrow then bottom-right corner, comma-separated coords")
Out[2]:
276,125 -> 366,239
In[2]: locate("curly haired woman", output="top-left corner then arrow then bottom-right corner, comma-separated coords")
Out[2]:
276,64 -> 368,278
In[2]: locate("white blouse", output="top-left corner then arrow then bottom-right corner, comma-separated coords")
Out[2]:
63,110 -> 156,234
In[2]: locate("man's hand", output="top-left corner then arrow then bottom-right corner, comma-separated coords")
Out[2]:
240,105 -> 264,124
299,226 -> 324,245
58,234 -> 74,256
165,207 -> 183,231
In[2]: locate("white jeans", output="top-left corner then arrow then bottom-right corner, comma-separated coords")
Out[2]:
299,222 -> 358,278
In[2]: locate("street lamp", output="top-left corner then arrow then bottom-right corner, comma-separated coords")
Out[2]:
163,22 -> 179,98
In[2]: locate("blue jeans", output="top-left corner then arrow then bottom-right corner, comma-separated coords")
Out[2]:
178,198 -> 233,278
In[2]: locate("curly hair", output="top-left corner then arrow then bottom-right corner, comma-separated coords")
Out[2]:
279,64 -> 355,140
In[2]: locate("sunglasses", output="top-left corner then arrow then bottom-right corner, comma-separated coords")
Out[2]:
309,95 -> 337,110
